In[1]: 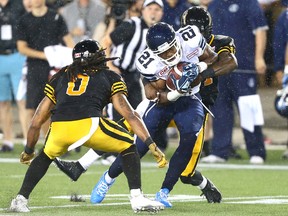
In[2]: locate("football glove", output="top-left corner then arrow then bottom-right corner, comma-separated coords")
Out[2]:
171,63 -> 200,93
148,143 -> 168,168
182,63 -> 200,81
20,151 -> 35,165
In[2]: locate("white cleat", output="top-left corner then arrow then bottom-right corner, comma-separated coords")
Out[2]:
250,156 -> 264,164
9,194 -> 30,213
130,194 -> 164,214
200,155 -> 226,163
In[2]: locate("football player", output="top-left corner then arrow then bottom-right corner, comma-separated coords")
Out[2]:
91,8 -> 237,207
54,6 -> 237,207
181,6 -> 238,157
9,39 -> 166,213
91,21 -> 220,208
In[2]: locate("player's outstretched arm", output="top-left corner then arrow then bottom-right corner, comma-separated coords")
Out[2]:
21,97 -> 54,165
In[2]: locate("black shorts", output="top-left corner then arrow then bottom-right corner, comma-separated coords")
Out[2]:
26,60 -> 50,109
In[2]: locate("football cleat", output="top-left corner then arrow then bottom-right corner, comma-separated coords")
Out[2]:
130,193 -> 164,213
9,195 -> 30,213
0,145 -> 13,152
53,158 -> 85,181
200,154 -> 226,163
201,179 -> 222,203
90,171 -> 115,204
155,188 -> 172,208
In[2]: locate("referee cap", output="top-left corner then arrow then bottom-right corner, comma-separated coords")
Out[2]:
143,0 -> 163,8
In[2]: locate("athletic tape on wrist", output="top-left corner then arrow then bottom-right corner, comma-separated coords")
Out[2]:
167,90 -> 182,101
144,137 -> 154,146
197,62 -> 208,73
25,146 -> 34,154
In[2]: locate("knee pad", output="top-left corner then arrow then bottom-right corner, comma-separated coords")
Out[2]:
121,144 -> 137,156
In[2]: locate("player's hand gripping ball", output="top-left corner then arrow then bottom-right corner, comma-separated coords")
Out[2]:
166,62 -> 201,91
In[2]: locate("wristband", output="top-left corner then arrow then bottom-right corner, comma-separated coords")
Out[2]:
167,90 -> 182,101
284,65 -> 288,75
25,146 -> 34,154
144,137 -> 154,146
201,67 -> 215,79
197,62 -> 208,73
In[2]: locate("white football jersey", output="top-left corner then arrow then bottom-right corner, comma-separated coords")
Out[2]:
136,25 -> 206,95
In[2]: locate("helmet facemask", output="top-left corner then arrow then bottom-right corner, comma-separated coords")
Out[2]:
153,37 -> 182,67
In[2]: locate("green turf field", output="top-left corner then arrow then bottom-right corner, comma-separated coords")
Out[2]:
1,144 -> 288,216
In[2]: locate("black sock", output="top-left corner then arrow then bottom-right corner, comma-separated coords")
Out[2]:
120,145 -> 141,190
18,150 -> 53,199
202,140 -> 211,156
180,170 -> 203,186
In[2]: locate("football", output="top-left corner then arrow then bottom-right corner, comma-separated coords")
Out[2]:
166,62 -> 186,91
166,62 -> 201,91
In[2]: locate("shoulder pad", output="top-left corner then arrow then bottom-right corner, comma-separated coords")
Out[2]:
212,34 -> 236,54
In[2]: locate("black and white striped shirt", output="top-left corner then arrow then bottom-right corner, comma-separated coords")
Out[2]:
110,17 -> 148,73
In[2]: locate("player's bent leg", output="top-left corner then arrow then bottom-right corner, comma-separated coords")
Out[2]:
53,158 -> 85,181
10,150 -> 53,212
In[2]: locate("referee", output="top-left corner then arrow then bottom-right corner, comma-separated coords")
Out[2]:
101,0 -> 164,121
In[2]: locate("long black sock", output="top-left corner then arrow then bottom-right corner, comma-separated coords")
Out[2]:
119,145 -> 141,190
18,150 -> 53,199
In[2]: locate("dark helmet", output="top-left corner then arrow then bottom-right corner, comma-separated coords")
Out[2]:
180,6 -> 212,41
274,87 -> 288,118
146,22 -> 182,66
72,39 -> 105,61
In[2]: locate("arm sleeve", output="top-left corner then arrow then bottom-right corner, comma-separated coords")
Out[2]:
110,21 -> 135,46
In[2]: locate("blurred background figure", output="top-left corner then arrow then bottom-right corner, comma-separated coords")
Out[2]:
273,0 -> 288,159
0,0 -> 27,152
161,0 -> 190,30
60,0 -> 106,43
201,0 -> 268,164
15,0 -> 74,142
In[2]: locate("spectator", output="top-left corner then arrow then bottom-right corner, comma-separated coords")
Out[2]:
201,0 -> 268,164
15,0 -> 74,136
60,0 -> 106,43
273,0 -> 288,158
161,0 -> 191,30
0,0 -> 27,152
273,0 -> 288,86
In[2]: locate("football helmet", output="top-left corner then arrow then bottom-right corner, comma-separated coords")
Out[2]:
180,6 -> 212,41
72,39 -> 105,61
274,86 -> 288,118
146,22 -> 182,66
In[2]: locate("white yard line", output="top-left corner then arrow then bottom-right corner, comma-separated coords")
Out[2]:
2,158 -> 288,170
2,195 -> 288,212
